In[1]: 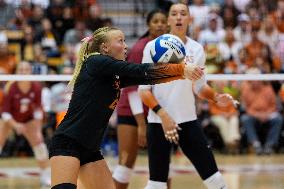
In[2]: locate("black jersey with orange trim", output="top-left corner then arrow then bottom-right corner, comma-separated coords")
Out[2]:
54,54 -> 184,151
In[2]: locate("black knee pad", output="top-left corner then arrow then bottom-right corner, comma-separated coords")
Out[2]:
51,183 -> 76,189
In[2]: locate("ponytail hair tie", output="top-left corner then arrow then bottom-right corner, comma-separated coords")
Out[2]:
81,35 -> 93,42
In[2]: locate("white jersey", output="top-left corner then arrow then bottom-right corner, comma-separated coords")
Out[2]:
139,36 -> 206,124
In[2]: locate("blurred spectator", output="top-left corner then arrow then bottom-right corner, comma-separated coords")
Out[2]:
56,7 -> 75,43
34,18 -> 60,57
258,15 -> 282,72
103,17 -> 113,27
198,13 -> 225,46
0,61 -> 50,185
46,0 -> 63,22
220,0 -> 240,28
233,0 -> 251,12
20,26 -> 49,75
7,8 -> 27,30
0,0 -> 15,27
5,0 -> 50,9
27,5 -> 45,34
86,3 -> 104,31
189,0 -> 210,30
243,26 -> 273,73
208,3 -> 224,29
218,27 -> 243,73
247,6 -> 262,30
63,20 -> 92,46
20,25 -> 36,62
277,35 -> 284,72
0,31 -> 17,74
272,0 -> 284,33
278,82 -> 284,106
198,13 -> 225,73
204,0 -> 224,6
233,13 -> 251,45
240,68 -> 283,155
236,48 -> 248,73
209,80 -> 240,154
46,1 -> 75,43
63,20 -> 91,66
258,15 -> 280,56
16,1 -> 33,19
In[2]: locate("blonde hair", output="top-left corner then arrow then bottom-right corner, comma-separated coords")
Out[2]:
69,27 -> 120,86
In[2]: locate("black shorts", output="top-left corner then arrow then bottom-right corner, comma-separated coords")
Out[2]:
117,115 -> 137,126
49,134 -> 104,166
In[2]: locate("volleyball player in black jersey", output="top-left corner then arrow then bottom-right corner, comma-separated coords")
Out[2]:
48,27 -> 204,189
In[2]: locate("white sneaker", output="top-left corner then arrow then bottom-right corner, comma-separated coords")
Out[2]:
40,169 -> 51,186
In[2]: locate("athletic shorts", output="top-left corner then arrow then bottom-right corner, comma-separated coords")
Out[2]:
49,134 -> 104,166
117,115 -> 137,126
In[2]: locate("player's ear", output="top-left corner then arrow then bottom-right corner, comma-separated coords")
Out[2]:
101,42 -> 109,54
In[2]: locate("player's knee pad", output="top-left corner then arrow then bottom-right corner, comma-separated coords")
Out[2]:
33,143 -> 48,161
144,180 -> 167,189
51,183 -> 76,189
203,171 -> 228,189
112,165 -> 133,183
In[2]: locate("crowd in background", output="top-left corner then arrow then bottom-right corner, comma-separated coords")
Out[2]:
0,0 -> 283,157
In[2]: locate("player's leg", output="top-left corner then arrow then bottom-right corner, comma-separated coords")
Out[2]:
49,135 -> 81,189
144,123 -> 171,189
178,120 -> 228,189
50,156 -> 80,189
79,159 -> 115,189
0,120 -> 12,155
113,116 -> 139,189
23,119 -> 50,185
24,120 -> 49,167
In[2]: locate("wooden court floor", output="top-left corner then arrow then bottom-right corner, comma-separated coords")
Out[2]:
0,154 -> 283,189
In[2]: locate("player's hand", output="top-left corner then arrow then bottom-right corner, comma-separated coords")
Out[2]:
215,93 -> 239,107
138,124 -> 147,148
184,64 -> 204,81
158,109 -> 181,144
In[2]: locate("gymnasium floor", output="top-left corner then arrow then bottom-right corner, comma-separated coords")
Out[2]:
0,154 -> 283,189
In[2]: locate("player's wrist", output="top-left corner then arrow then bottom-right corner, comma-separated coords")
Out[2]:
152,104 -> 162,114
213,93 -> 219,103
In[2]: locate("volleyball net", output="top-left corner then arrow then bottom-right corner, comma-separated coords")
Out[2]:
1,74 -> 284,81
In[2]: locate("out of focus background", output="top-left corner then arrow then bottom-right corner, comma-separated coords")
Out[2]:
0,0 -> 283,189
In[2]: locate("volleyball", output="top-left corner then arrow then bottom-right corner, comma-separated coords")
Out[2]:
150,34 -> 186,63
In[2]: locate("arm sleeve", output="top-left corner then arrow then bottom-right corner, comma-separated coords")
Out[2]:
139,88 -> 160,110
86,55 -> 184,87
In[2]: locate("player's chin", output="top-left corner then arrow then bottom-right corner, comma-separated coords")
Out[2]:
119,55 -> 126,61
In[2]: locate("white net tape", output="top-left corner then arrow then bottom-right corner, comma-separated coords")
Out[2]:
0,74 -> 284,81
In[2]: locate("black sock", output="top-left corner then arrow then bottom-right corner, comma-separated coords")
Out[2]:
51,183 -> 77,189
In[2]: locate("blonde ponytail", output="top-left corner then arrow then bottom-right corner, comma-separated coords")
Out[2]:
68,27 -> 120,87
68,41 -> 88,86
68,27 -> 119,87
